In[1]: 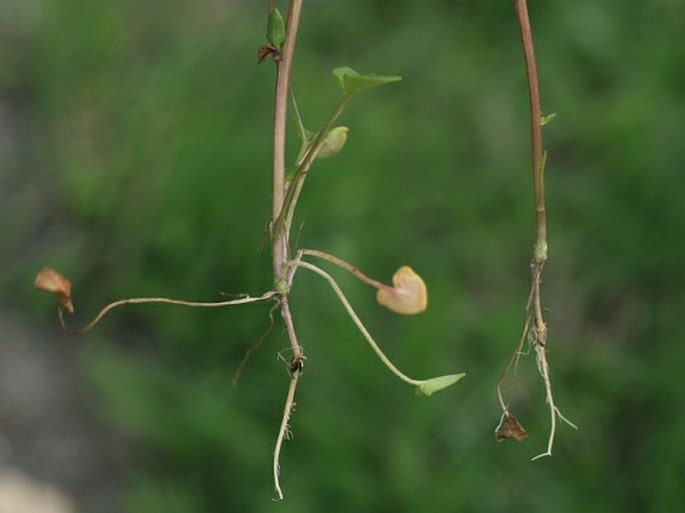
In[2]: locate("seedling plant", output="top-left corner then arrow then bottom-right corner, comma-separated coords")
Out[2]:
35,0 -> 465,500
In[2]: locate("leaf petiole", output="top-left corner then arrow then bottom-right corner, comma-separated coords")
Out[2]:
295,259 -> 463,395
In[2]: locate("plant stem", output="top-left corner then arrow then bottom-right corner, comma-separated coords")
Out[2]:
514,0 -> 547,261
500,0 -> 575,457
273,372 -> 300,500
270,0 -> 305,360
295,260 -> 422,386
277,95 -> 351,242
279,295 -> 302,356
58,292 -> 277,335
299,248 -> 395,293
495,269 -> 536,413
272,0 -> 303,283
268,3 -> 305,499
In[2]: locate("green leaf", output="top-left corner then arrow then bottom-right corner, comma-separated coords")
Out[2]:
332,67 -> 401,97
285,165 -> 297,182
286,127 -> 348,182
415,373 -> 466,396
315,126 -> 349,159
541,112 -> 557,126
266,8 -> 285,50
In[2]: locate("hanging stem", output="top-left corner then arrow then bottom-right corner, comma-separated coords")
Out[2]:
270,0 -> 305,360
495,266 -> 536,413
267,1 -> 305,500
495,0 -> 575,456
273,372 -> 300,500
271,0 -> 304,284
514,0 -> 546,261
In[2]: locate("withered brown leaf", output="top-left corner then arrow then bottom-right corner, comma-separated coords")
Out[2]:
34,267 -> 74,314
257,44 -> 279,64
496,413 -> 528,442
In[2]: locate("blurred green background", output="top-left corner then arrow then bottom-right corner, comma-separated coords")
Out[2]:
2,0 -> 684,511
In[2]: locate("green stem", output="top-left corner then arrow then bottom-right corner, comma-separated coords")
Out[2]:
275,95 -> 351,241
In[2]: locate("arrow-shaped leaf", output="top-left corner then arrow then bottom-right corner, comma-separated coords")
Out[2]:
332,67 -> 401,97
415,373 -> 466,396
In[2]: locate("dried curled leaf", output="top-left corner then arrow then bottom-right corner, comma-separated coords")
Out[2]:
496,413 -> 528,442
376,266 -> 427,315
34,267 -> 74,313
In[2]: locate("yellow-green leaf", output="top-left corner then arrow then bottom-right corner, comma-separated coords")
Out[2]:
332,67 -> 401,97
415,374 -> 466,396
316,126 -> 349,159
376,266 -> 427,315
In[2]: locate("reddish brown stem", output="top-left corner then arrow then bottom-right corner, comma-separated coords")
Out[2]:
514,0 -> 547,260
